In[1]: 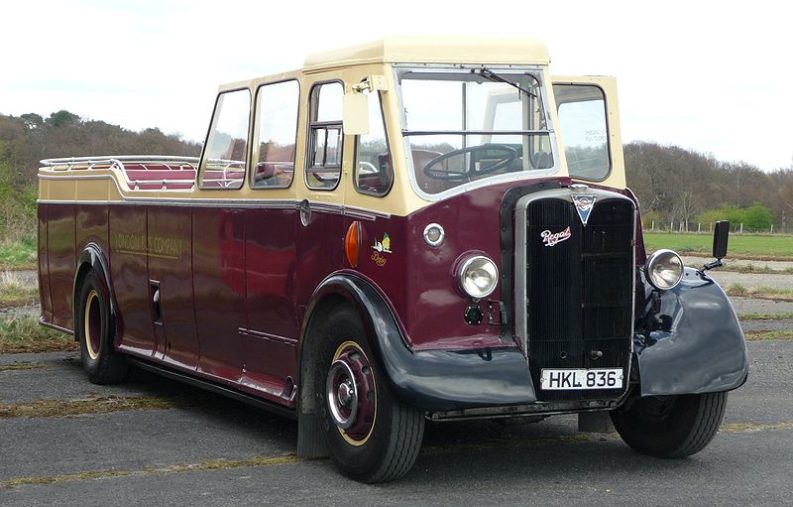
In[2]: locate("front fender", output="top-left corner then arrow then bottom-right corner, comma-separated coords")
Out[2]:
634,267 -> 749,396
302,271 -> 536,411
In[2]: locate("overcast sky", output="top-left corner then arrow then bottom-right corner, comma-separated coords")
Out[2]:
2,0 -> 791,170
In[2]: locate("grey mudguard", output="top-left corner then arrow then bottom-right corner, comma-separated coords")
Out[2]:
634,267 -> 749,396
307,273 -> 537,411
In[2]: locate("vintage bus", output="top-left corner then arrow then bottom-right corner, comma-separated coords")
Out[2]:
37,37 -> 748,482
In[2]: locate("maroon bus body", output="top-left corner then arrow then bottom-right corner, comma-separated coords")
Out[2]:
38,170 -> 647,410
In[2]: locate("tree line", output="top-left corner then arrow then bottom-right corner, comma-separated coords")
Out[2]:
1,110 -> 791,235
625,142 -> 792,232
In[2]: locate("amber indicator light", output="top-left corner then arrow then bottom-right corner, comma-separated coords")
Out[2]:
345,221 -> 361,268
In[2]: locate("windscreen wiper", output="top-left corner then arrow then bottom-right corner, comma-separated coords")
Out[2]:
474,68 -> 538,99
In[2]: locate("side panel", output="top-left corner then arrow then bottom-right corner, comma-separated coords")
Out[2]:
46,204 -> 76,329
242,206 -> 299,399
110,205 -> 154,355
635,268 -> 749,396
147,206 -> 198,369
193,208 -> 245,381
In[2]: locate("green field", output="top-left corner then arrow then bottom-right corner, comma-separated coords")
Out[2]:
0,236 -> 37,270
643,232 -> 793,259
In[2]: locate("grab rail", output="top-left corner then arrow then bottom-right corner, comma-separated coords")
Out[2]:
39,156 -> 242,191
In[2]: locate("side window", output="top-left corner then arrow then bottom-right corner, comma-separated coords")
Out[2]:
355,92 -> 393,196
306,82 -> 343,190
553,84 -> 610,180
199,89 -> 250,189
252,80 -> 299,189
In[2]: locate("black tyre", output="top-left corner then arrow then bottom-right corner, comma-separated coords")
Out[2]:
610,392 -> 727,458
76,269 -> 128,384
316,306 -> 425,483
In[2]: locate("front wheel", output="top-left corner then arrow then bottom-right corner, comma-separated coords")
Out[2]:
610,392 -> 727,458
76,270 -> 128,384
316,307 -> 425,483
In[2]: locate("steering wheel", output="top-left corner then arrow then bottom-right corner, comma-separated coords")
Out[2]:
422,144 -> 518,181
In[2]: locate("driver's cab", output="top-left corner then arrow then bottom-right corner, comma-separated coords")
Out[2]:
334,38 -> 627,213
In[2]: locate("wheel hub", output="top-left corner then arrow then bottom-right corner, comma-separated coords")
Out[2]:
325,341 -> 377,445
326,360 -> 359,429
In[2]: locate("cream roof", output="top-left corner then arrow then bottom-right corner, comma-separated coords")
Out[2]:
303,37 -> 550,71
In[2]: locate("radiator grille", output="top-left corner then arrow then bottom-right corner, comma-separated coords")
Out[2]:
522,196 -> 633,401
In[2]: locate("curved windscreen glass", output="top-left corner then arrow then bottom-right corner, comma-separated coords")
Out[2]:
399,69 -> 553,195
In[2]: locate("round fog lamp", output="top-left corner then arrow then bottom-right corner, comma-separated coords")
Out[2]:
646,249 -> 684,290
459,255 -> 499,299
423,223 -> 445,247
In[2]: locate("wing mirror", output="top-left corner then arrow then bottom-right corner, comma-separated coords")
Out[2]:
704,220 -> 729,270
343,75 -> 387,136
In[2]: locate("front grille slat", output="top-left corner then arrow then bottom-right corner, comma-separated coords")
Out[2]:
521,194 -> 633,402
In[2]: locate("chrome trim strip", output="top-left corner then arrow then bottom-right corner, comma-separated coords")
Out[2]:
37,196 -> 390,221
238,327 -> 298,346
39,317 -> 73,335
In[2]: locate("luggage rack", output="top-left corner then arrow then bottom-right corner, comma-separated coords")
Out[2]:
40,155 -> 210,191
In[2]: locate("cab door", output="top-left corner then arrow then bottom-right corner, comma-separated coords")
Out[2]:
551,75 -> 626,189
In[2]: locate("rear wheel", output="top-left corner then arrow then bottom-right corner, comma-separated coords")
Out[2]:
76,270 -> 128,384
610,392 -> 727,458
316,306 -> 425,483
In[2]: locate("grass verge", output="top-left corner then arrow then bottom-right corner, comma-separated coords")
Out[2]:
0,270 -> 38,306
0,236 -> 37,271
719,264 -> 793,275
0,453 -> 300,489
0,362 -> 47,372
0,314 -> 75,353
0,395 -> 178,419
739,312 -> 793,321
726,284 -> 793,301
744,330 -> 793,341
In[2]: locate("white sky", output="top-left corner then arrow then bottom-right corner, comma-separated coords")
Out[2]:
2,0 -> 791,170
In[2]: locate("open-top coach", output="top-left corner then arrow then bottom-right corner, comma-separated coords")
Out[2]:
37,37 -> 748,482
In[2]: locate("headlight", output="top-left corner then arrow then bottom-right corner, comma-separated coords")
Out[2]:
459,255 -> 499,299
646,249 -> 684,290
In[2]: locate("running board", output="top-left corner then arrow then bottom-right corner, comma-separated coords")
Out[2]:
126,357 -> 297,420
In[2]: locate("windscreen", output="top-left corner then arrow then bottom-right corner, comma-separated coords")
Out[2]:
399,69 -> 554,196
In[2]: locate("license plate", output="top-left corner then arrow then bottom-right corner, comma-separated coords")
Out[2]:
540,368 -> 623,390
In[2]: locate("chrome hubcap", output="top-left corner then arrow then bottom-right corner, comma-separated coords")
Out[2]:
326,360 -> 359,429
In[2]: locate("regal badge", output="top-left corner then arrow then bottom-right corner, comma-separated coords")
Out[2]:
572,194 -> 596,226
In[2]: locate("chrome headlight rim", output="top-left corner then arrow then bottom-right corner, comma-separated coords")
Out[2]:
645,248 -> 684,291
458,254 -> 499,300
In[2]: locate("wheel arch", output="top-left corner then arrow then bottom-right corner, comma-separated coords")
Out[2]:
296,271 -> 403,458
73,243 -> 119,342
634,267 -> 749,396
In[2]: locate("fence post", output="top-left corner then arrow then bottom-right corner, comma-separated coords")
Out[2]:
651,220 -> 655,231
698,223 -> 701,233
770,224 -> 774,234
740,223 -> 744,234
670,221 -> 673,232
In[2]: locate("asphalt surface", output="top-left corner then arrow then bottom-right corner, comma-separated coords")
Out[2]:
1,337 -> 792,506
2,264 -> 792,505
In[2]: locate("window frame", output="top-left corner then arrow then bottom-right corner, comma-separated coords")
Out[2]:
553,83 -> 612,183
197,87 -> 252,191
249,78 -> 301,190
304,80 -> 345,192
354,90 -> 394,197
